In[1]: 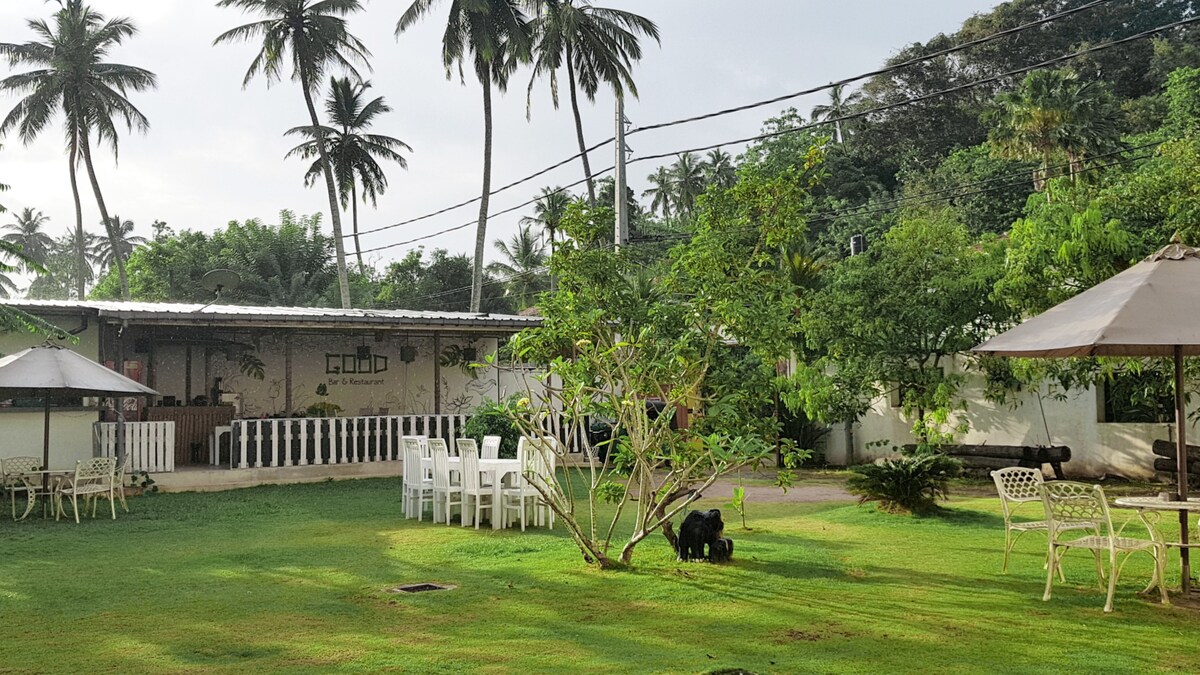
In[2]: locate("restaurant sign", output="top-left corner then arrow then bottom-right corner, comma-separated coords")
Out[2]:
325,352 -> 390,386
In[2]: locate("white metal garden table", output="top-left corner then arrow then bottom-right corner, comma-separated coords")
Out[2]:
1114,496 -> 1200,593
421,456 -> 521,530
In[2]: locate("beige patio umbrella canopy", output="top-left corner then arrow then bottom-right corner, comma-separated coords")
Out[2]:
974,238 -> 1200,592
0,344 -> 158,479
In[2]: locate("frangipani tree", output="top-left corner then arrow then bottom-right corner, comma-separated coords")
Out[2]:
503,162 -> 817,568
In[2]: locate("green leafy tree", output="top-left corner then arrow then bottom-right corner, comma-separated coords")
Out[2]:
526,0 -> 658,202
1,0 -> 156,301
91,211 -> 340,306
898,145 -> 1035,236
376,248 -> 512,313
3,208 -> 53,270
286,76 -> 411,269
996,192 -> 1139,316
397,0 -> 533,313
799,217 -> 1011,444
487,225 -> 548,309
215,0 -> 372,309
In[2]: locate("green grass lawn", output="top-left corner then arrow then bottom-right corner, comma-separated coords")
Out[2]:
1,476 -> 1198,674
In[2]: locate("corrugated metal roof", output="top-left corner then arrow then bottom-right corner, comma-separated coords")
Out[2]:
3,299 -> 540,330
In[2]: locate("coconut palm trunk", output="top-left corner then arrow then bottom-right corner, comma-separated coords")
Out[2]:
67,135 -> 86,300
351,181 -> 363,269
78,133 -> 129,301
565,46 -> 596,204
472,72 -> 494,313
302,83 -> 353,309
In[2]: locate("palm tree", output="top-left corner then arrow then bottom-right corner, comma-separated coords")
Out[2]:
987,69 -> 1124,190
286,76 -> 411,269
526,0 -> 659,202
487,225 -> 548,308
642,166 -> 673,218
521,186 -> 571,245
703,149 -> 736,190
1,1 -> 156,302
91,214 -> 146,275
215,0 -> 372,310
810,83 -> 860,144
3,208 -> 53,271
397,0 -> 533,313
670,152 -> 706,216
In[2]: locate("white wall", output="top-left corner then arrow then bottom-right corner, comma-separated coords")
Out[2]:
823,356 -> 1189,480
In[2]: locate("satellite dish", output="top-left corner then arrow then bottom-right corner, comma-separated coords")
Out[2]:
200,269 -> 241,298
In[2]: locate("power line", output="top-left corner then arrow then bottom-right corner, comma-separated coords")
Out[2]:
348,0 -> 1116,241
404,145 -> 1164,309
358,14 -> 1196,256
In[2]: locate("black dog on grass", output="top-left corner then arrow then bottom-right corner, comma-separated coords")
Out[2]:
677,509 -> 733,562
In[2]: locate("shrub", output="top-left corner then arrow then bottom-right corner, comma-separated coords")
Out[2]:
847,452 -> 962,515
461,398 -> 521,458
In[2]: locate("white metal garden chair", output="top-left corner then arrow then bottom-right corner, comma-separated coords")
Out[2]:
460,448 -> 496,530
1039,481 -> 1170,613
2,456 -> 41,520
112,454 -> 131,513
991,467 -> 1096,576
481,435 -> 501,460
56,457 -> 117,524
430,446 -> 463,525
402,442 -> 433,521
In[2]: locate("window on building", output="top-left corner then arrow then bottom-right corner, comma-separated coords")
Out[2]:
1101,371 -> 1175,423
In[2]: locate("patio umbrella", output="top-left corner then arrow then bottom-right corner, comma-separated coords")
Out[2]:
0,344 -> 158,484
973,238 -> 1200,592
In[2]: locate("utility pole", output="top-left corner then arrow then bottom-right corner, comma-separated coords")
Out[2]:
614,94 -> 629,249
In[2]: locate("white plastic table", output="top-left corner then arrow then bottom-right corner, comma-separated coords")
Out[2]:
1114,496 -> 1200,594
421,457 -> 521,530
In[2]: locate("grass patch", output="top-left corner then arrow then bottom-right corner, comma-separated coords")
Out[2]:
1,477 -> 1197,673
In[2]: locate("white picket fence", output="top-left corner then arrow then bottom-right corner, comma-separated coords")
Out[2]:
220,413 -> 589,470
95,421 -> 176,473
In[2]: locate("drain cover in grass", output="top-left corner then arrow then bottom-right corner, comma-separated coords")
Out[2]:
389,583 -> 455,593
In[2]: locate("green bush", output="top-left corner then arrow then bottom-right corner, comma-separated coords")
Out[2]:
461,398 -> 521,458
847,452 -> 962,515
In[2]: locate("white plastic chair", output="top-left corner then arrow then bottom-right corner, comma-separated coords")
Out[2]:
456,438 -> 478,458
460,448 -> 496,529
430,447 -> 462,525
991,467 -> 1095,576
502,437 -> 557,530
481,435 -> 501,460
56,457 -> 117,523
402,441 -> 432,521
1040,481 -> 1169,613
429,437 -> 452,457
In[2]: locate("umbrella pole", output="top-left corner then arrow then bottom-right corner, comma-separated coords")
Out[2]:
1175,346 -> 1191,594
42,398 -> 51,494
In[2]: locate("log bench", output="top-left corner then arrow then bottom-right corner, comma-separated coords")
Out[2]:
902,444 -> 1071,479
1151,439 -> 1200,487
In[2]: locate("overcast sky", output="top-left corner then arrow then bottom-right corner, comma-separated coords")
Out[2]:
0,0 -> 999,277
